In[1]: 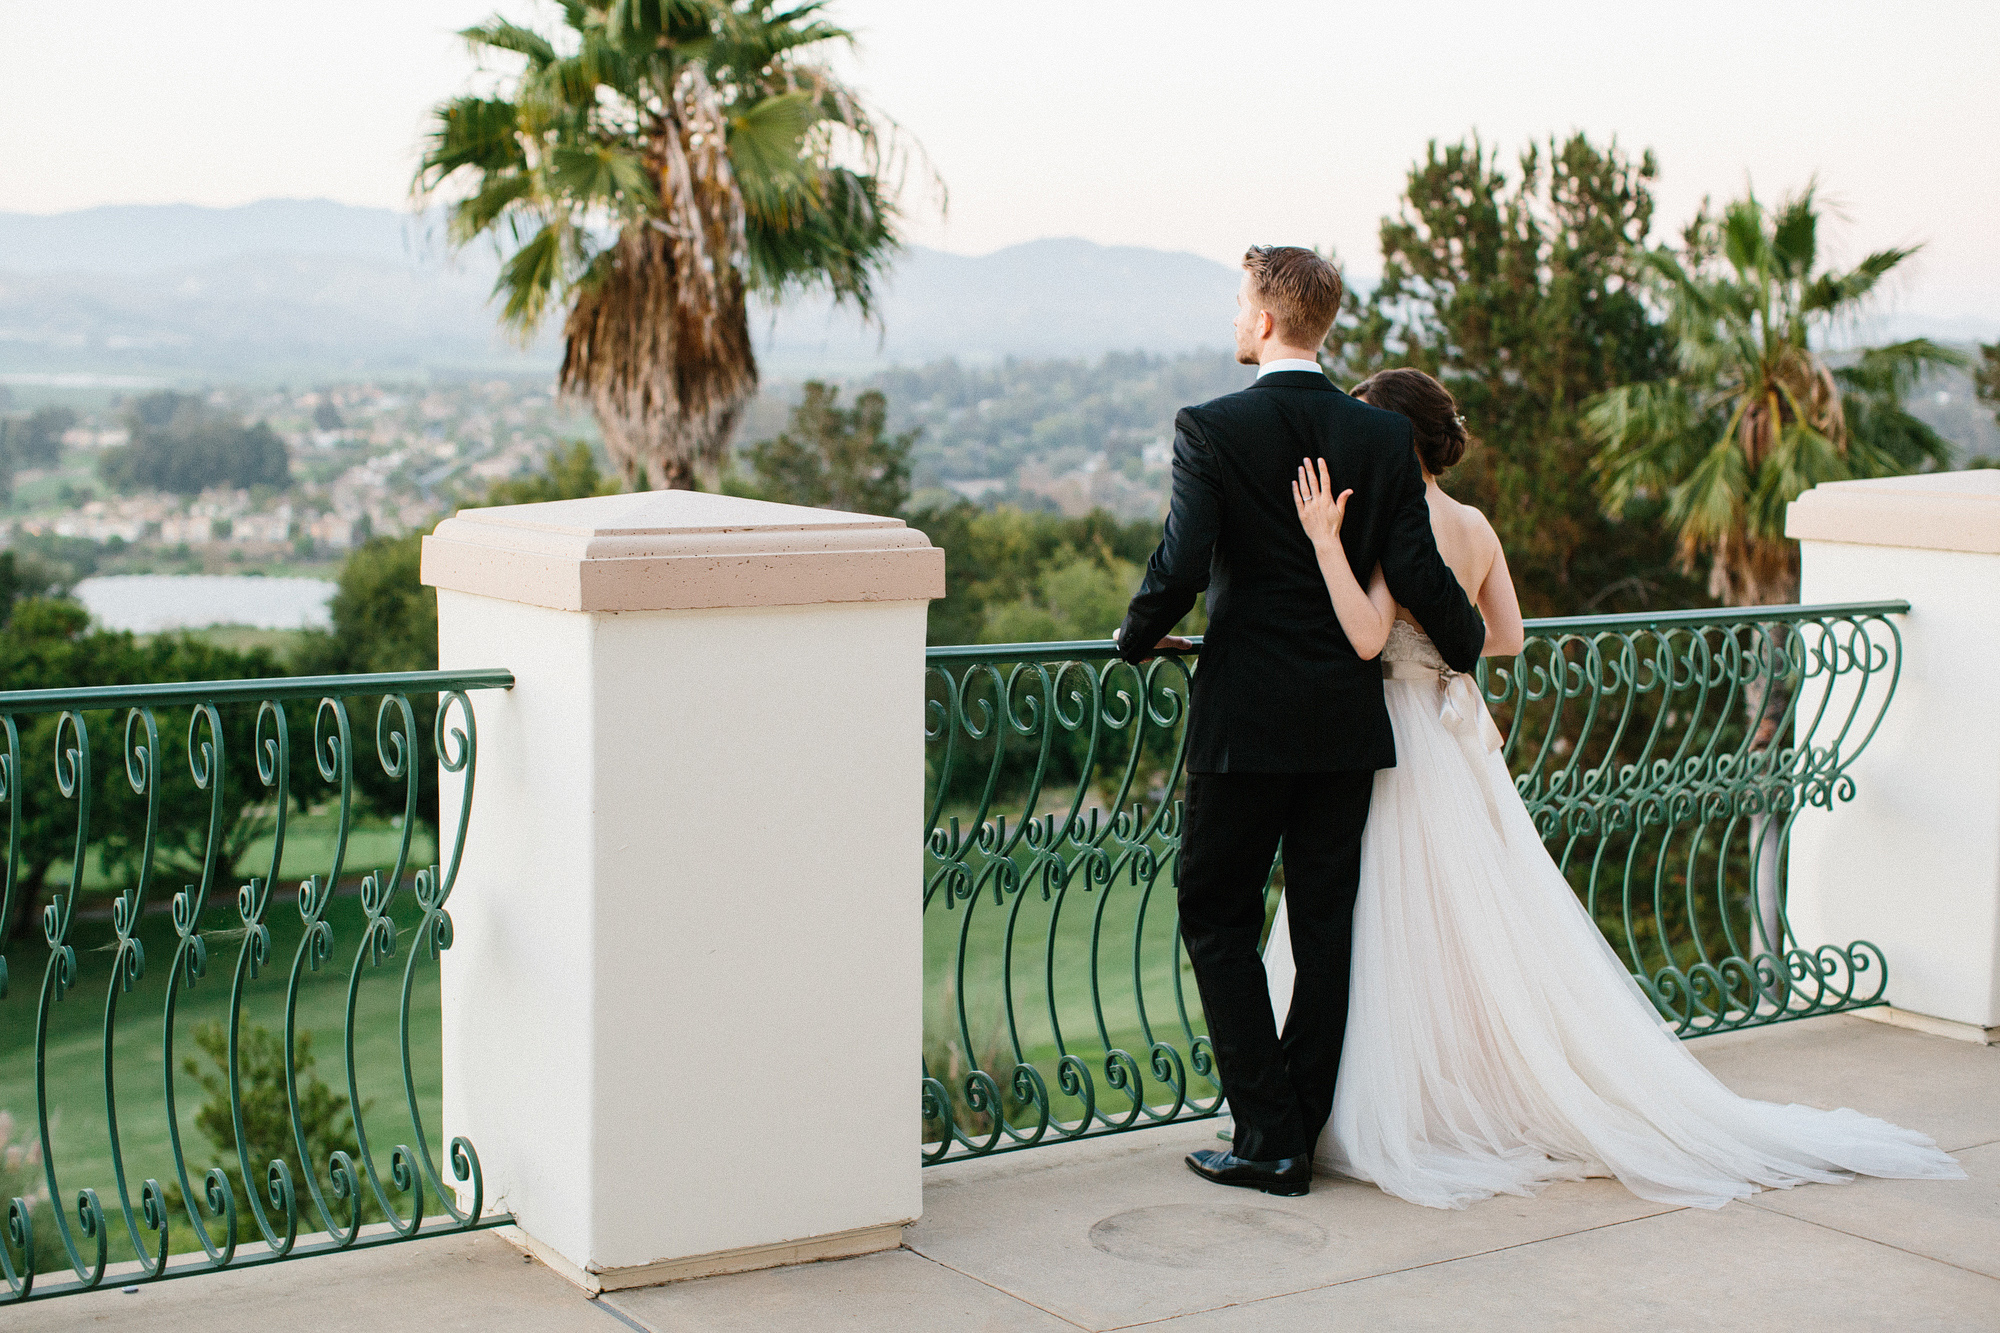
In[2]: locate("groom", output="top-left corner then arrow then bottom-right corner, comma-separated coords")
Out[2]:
1115,246 -> 1484,1196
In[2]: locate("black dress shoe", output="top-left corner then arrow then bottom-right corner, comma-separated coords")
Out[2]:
1185,1147 -> 1311,1197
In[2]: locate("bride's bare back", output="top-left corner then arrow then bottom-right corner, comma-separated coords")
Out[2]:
1389,483 -> 1523,657
1400,486 -> 1488,615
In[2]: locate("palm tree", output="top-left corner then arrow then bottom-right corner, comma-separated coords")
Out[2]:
1587,184 -> 1964,607
1588,186 -> 1965,947
417,1 -> 927,489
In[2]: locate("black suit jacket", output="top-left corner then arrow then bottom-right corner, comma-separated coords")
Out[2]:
1116,370 -> 1485,774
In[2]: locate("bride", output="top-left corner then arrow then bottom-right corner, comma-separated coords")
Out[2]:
1261,367 -> 1964,1211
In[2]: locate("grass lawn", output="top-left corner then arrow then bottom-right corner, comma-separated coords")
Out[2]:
7,786 -> 1214,1269
52,808 -> 437,900
0,855 -> 446,1267
924,828 -> 1230,1140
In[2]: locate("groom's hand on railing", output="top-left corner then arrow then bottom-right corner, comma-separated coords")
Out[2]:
1112,626 -> 1195,662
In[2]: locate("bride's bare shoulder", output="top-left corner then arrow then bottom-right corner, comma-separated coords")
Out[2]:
1459,499 -> 1501,551
1429,488 -> 1499,547
1427,491 -> 1503,595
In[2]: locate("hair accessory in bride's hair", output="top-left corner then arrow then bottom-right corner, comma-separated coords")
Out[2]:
1353,367 -> 1470,474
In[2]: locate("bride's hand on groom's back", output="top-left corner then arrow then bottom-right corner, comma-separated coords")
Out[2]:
1293,457 -> 1351,550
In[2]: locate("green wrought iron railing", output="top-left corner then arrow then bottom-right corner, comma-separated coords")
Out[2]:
921,600 -> 1907,1163
0,669 -> 513,1302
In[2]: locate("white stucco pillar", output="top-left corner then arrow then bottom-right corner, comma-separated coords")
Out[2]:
421,492 -> 944,1289
1786,470 -> 2000,1044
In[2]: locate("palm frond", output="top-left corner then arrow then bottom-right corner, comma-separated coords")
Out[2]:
716,4 -> 849,66
1834,338 -> 1969,397
1842,395 -> 1956,476
726,89 -> 820,208
1599,180 -> 1954,604
746,166 -> 896,313
463,18 -> 559,65
1804,245 -> 1920,313
1769,185 -> 1819,280
549,144 -> 658,213
1720,196 -> 1768,279
1750,422 -> 1846,538
1976,344 -> 2000,404
1667,434 -> 1751,548
417,97 -> 523,183
604,0 -> 712,48
1585,380 -> 1711,515
448,172 -> 536,244
495,222 -> 569,333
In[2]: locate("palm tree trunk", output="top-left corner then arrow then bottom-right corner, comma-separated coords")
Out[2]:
561,227 -> 757,491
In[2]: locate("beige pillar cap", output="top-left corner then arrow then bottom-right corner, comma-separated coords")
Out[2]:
421,491 -> 946,613
1786,470 -> 2000,555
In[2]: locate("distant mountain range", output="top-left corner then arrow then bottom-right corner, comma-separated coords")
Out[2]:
4,198 -> 1991,393
0,199 -> 1242,386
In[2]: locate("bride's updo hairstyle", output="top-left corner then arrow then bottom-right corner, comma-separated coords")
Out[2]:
1351,368 -> 1471,477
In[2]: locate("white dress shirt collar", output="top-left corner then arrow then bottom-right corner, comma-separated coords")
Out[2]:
1257,358 -> 1325,379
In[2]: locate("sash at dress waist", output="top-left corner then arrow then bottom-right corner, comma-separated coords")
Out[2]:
1382,659 -> 1506,756
1383,657 -> 1508,835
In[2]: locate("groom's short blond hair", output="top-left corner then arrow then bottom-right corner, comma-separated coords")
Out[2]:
1242,246 -> 1343,348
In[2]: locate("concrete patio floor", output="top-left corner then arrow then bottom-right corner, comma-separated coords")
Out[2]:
14,1013 -> 1998,1332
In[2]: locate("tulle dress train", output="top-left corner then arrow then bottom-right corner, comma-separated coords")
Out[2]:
1262,620 -> 1964,1210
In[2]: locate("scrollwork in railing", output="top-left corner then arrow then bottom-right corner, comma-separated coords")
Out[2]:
103,706 -> 169,1281
226,701 -> 297,1258
339,695 -> 424,1241
1475,603 -> 1903,1035
0,669 -> 511,1303
398,691 -> 483,1227
922,642 -> 1219,1165
35,710 -> 111,1286
162,702 -> 239,1269
921,603 -> 1908,1163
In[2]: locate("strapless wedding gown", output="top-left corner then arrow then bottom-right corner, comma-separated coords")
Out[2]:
1262,619 -> 1964,1210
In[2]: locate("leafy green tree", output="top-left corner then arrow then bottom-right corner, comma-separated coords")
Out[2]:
0,405 -> 77,491
1587,184 -> 1961,608
163,1022 -> 375,1246
480,440 -> 621,508
0,406 -> 78,504
289,532 -> 439,836
299,536 -> 436,679
0,538 -> 97,611
100,392 -> 290,496
1327,133 -> 1695,617
15,407 -> 76,470
744,382 -> 915,515
980,551 -> 1141,644
905,502 -> 1167,646
417,0 -> 926,489
0,600 -> 288,948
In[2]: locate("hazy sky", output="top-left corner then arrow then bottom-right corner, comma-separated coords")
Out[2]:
3,1 -> 1994,316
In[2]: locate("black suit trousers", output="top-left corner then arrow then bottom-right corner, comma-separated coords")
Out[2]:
1178,769 -> 1373,1163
